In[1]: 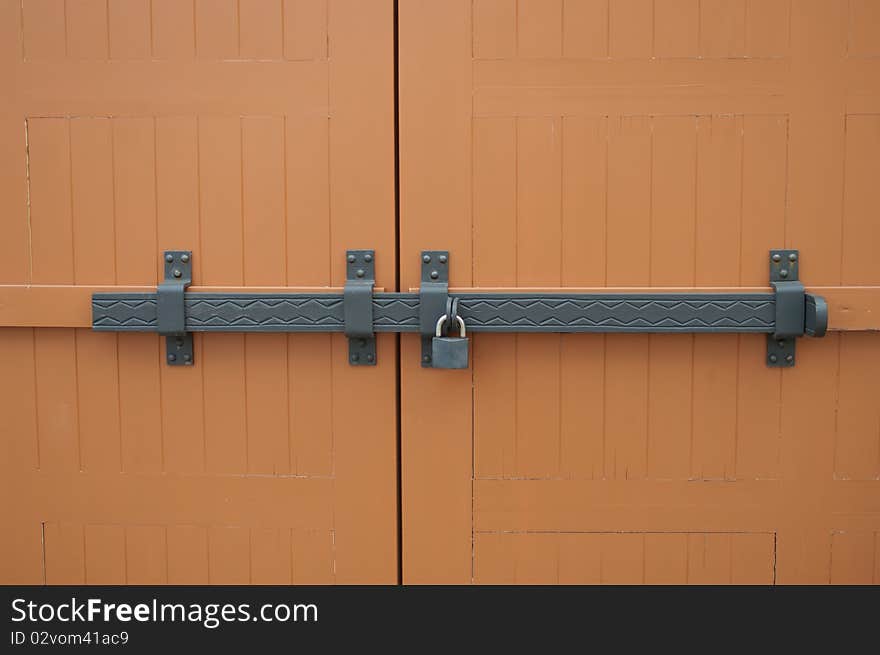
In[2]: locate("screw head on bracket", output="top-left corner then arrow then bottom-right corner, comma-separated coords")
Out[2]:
423,254 -> 431,264
168,354 -> 177,362
430,270 -> 439,280
364,253 -> 373,263
779,269 -> 788,278
356,269 -> 365,278
347,254 -> 356,263
165,253 -> 174,262
366,354 -> 374,363
769,354 -> 778,363
423,354 -> 431,363
172,269 -> 182,278
351,354 -> 360,362
183,353 -> 192,362
439,255 -> 447,264
772,254 -> 781,263
180,253 -> 190,263
789,253 -> 797,262
786,354 -> 794,363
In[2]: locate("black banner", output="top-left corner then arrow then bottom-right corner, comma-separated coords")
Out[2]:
1,586 -> 876,651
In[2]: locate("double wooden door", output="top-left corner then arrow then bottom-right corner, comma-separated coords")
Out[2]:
1,0 -> 879,585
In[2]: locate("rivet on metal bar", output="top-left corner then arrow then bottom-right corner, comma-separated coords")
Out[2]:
344,249 -> 376,366
157,250 -> 193,366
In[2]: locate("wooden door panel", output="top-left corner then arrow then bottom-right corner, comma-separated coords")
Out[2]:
0,0 -> 397,584
400,0 -> 880,584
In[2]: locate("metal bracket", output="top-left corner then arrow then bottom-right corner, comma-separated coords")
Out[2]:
158,250 -> 193,366
767,249 -> 804,368
418,251 -> 449,367
344,249 -> 376,366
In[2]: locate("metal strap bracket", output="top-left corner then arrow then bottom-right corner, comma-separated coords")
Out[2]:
344,249 -> 376,366
157,250 -> 193,366
418,250 -> 449,367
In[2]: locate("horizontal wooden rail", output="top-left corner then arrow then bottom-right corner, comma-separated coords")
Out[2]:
0,284 -> 877,331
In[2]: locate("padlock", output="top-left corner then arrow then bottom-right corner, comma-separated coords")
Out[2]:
432,313 -> 469,369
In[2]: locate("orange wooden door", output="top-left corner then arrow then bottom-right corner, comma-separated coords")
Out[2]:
399,1 -> 880,583
0,0 -> 397,584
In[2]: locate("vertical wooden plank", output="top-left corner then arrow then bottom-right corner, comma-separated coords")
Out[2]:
700,0 -> 746,58
474,533 -> 516,583
118,334 -> 162,473
152,0 -> 196,59
323,0 -> 396,584
609,0 -> 653,59
730,533 -> 775,584
735,115 -> 787,481
561,116 -> 606,286
557,534 -> 601,583
0,329 -> 39,471
695,115 -> 742,284
644,533 -> 688,584
647,336 -> 693,479
85,525 -> 126,584
203,334 -> 247,473
513,534 -> 559,584
842,115 -> 880,285
289,334 -> 333,476
22,0 -> 67,59
286,116 -> 330,285
606,116 -> 650,285
44,523 -> 85,584
196,0 -> 239,60
849,0 -> 880,57
605,116 -> 650,481
517,0 -> 562,58
834,334 -> 880,480
34,329 -> 80,472
559,335 -> 604,479
473,0 -> 516,59
283,0 -> 328,60
197,529 -> 249,587
0,116 -> 29,283
601,534 -> 644,584
687,533 -> 732,584
517,116 -> 561,285
76,330 -> 121,473
0,525 -> 44,584
108,0 -> 152,60
830,531 -> 875,584
239,0 -> 283,60
693,115 -> 743,481
126,526 -> 167,584
291,530 -> 335,584
473,117 -> 517,285
746,0 -> 790,58
27,118 -> 74,284
241,116 -> 287,475
113,117 -> 157,285
651,116 -> 696,285
562,0 -> 608,58
516,336 -> 561,478
167,526 -> 209,584
251,528 -> 292,584
70,118 -> 115,284
473,335 -> 517,478
66,0 -> 110,60
156,117 -> 205,474
654,0 -> 700,59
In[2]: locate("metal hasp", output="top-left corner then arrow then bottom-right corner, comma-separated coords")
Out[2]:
418,251 -> 449,367
344,249 -> 376,366
767,249 -> 828,367
157,250 -> 193,366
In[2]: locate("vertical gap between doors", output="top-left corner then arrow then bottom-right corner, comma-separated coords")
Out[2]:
392,0 -> 403,586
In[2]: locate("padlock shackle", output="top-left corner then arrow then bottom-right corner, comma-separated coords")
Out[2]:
435,314 -> 466,338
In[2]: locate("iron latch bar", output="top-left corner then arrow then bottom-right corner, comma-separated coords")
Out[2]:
93,249 -> 828,368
